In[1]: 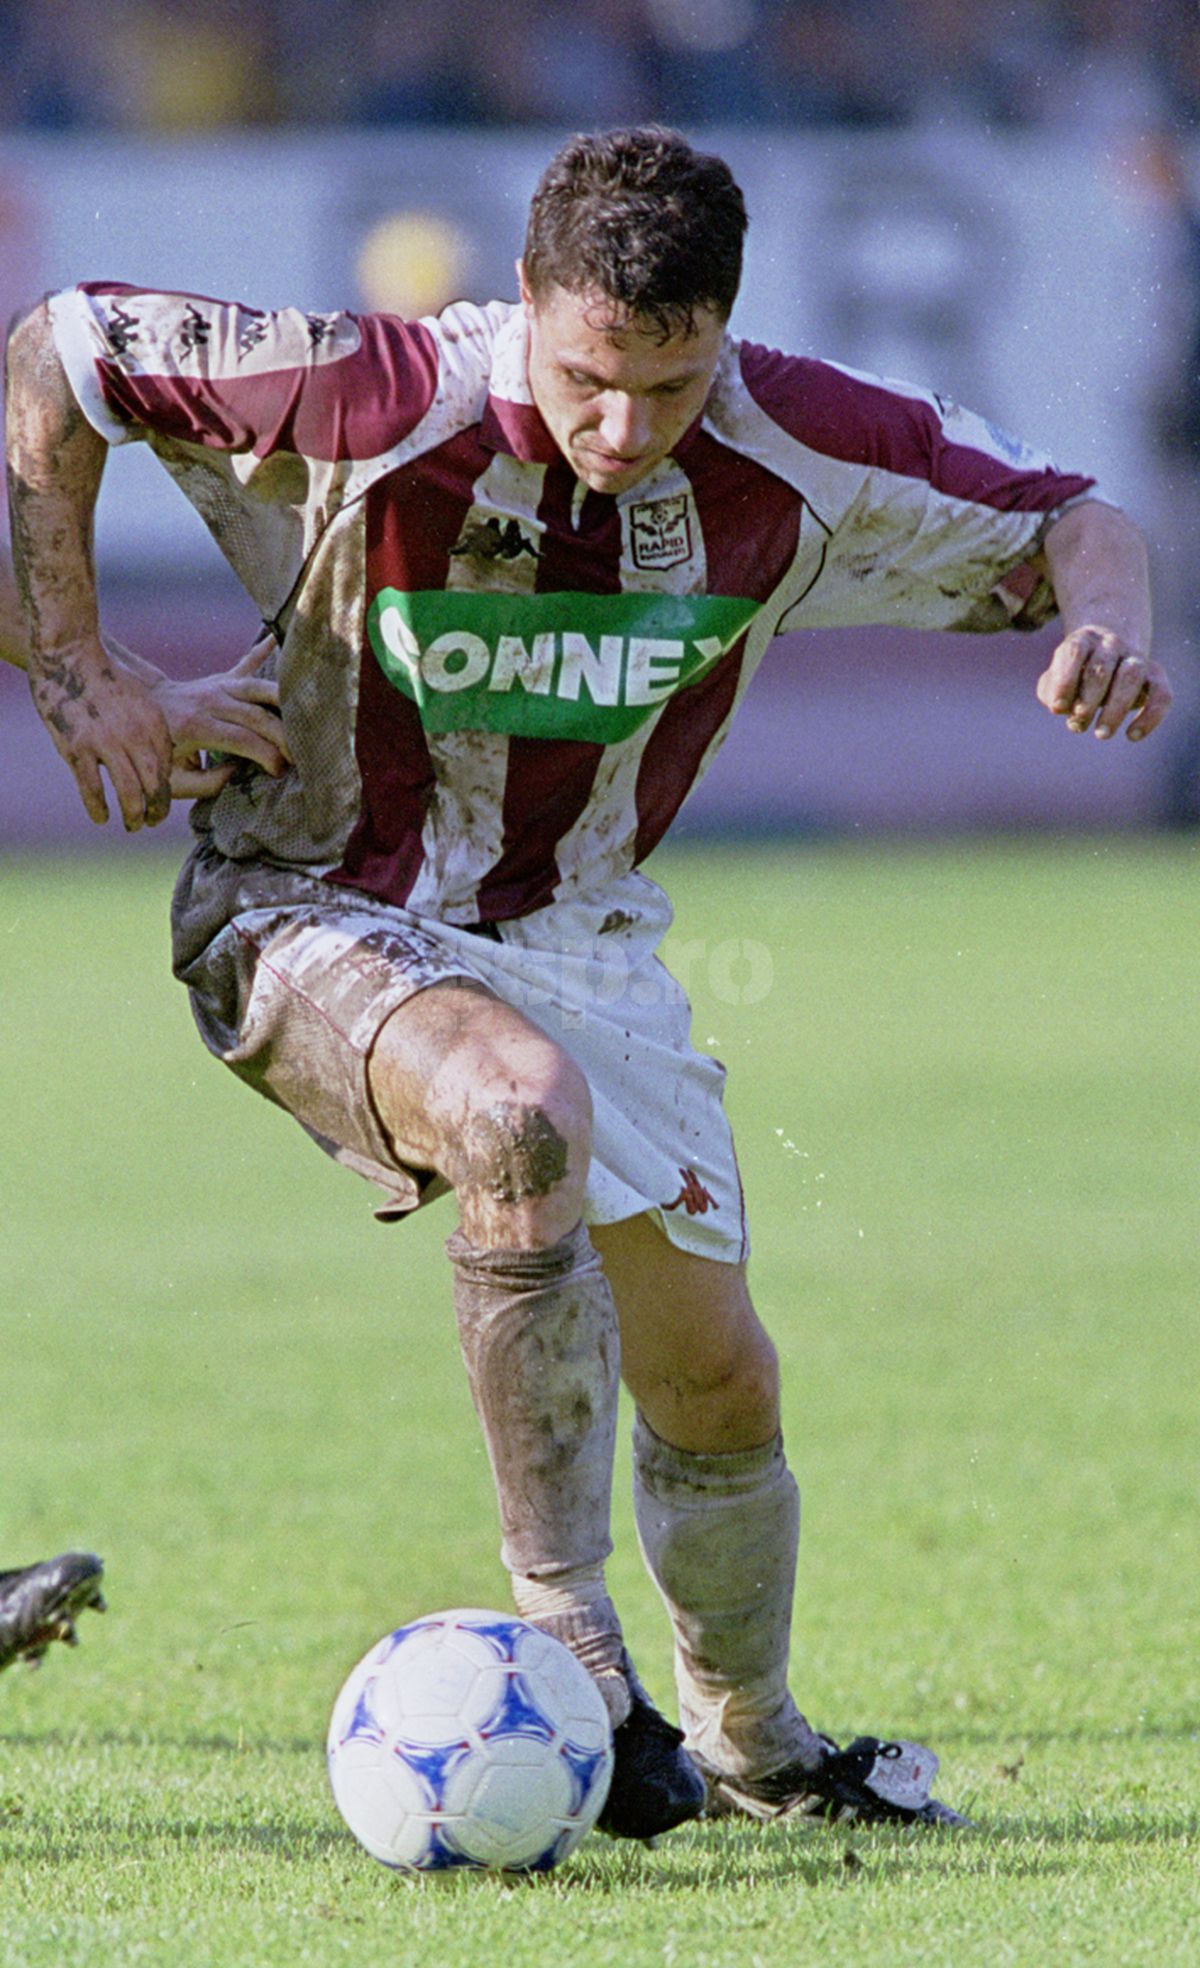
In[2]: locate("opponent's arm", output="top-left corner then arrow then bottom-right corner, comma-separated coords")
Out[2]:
1034,500 -> 1170,740
5,299 -> 173,828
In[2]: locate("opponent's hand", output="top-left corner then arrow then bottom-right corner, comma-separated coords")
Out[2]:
140,636 -> 292,798
1036,627 -> 1172,742
28,640 -> 175,829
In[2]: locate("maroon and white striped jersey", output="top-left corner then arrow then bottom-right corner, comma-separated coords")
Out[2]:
51,284 -> 1096,924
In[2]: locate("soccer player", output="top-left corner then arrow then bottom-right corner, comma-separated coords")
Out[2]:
0,1552 -> 106,1671
4,128 -> 1169,1835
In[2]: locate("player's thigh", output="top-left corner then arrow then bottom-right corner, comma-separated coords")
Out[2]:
589,1212 -> 779,1452
368,978 -> 593,1188
179,886 -> 591,1236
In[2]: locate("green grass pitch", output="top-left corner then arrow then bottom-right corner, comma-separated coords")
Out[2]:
2,837 -> 1196,1967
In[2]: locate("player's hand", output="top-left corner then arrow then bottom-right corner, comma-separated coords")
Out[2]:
102,633 -> 292,799
28,639 -> 174,830
145,636 -> 292,797
1036,627 -> 1172,742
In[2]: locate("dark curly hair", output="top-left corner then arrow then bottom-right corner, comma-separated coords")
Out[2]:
522,127 -> 748,340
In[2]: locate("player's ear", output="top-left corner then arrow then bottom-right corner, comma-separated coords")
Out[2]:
516,259 -> 534,311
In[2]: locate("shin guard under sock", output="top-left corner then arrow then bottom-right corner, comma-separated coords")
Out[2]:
448,1221 -> 628,1723
633,1412 -> 823,1778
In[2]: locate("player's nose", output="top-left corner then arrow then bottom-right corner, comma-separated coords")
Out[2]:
597,391 -> 651,458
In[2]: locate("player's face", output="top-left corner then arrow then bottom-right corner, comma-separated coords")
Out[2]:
520,270 -> 726,496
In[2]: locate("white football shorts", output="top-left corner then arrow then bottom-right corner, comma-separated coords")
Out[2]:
172,845 -> 747,1263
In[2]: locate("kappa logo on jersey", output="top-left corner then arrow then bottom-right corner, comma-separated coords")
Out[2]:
367,589 -> 760,743
630,495 -> 693,571
102,302 -> 141,357
450,517 -> 538,567
178,305 -> 211,357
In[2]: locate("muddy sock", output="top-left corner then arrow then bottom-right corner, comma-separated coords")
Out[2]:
447,1221 -> 629,1725
633,1413 -> 824,1779
510,1562 -> 630,1729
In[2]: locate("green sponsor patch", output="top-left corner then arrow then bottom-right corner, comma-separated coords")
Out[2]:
367,589 -> 761,741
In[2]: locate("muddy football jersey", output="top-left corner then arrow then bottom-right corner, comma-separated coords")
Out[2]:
51,285 -> 1095,925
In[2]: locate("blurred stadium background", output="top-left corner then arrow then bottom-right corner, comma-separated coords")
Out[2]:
3,0 -> 1200,845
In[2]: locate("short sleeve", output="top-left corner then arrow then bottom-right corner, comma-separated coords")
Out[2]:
735,346 -> 1104,635
49,284 -> 439,462
48,283 -> 441,618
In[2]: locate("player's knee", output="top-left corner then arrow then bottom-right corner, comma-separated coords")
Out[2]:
740,1325 -> 781,1432
450,1052 -> 593,1216
709,1329 -> 780,1431
649,1322 -> 780,1447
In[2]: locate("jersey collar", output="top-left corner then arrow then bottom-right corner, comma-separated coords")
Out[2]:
479,305 -> 561,464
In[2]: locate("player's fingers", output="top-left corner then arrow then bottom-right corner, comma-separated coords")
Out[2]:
171,684 -> 288,756
222,676 -> 282,708
143,767 -> 173,826
1066,640 -> 1126,732
68,751 -> 111,826
1093,654 -> 1150,738
189,714 -> 290,774
230,633 -> 278,677
102,744 -> 153,832
170,759 -> 235,799
127,725 -> 175,826
215,694 -> 290,752
1036,631 -> 1095,715
1125,665 -> 1173,741
165,704 -> 288,772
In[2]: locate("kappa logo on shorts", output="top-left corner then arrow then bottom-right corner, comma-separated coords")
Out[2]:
663,1167 -> 718,1216
630,495 -> 693,571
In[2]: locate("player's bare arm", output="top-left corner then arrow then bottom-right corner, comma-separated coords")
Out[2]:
5,299 -> 173,828
3,309 -> 290,808
1035,499 -> 1170,740
0,554 -> 27,666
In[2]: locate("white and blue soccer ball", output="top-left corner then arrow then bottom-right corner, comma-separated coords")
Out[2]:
326,1609 -> 614,1873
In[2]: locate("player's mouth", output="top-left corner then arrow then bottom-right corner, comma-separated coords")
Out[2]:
576,446 -> 654,485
